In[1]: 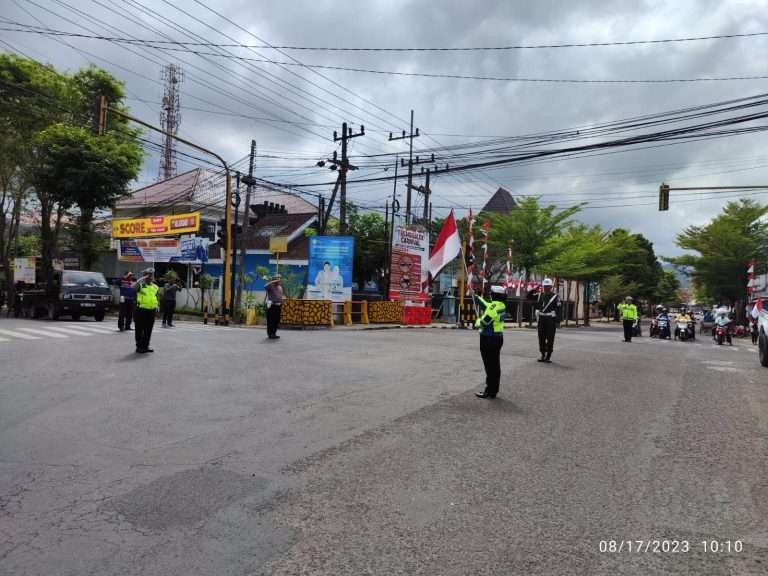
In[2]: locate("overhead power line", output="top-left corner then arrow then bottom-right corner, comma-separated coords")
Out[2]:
4,25 -> 767,83
4,23 -> 766,50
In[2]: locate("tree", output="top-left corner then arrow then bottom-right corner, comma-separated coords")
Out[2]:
347,203 -> 387,287
484,197 -> 584,281
599,274 -> 640,320
654,269 -> 681,305
610,230 -> 662,304
668,199 -> 768,315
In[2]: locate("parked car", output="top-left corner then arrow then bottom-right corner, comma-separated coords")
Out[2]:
20,270 -> 112,321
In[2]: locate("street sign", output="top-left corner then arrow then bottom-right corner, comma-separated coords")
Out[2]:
269,235 -> 289,253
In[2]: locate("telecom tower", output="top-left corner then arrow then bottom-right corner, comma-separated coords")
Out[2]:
158,64 -> 183,181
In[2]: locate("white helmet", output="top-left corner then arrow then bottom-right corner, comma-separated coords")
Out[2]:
542,278 -> 554,287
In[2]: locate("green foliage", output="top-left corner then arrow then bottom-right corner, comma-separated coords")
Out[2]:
347,203 -> 386,285
668,199 -> 768,306
198,273 -> 214,291
16,234 -> 41,257
654,269 -> 681,305
599,274 -> 640,310
484,197 -> 584,279
304,227 -> 317,237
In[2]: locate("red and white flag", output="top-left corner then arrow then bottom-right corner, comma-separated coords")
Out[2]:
466,208 -> 475,295
503,244 -> 512,290
429,209 -> 462,278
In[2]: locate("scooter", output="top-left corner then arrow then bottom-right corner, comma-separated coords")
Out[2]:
675,321 -> 692,341
657,317 -> 671,340
714,324 -> 732,346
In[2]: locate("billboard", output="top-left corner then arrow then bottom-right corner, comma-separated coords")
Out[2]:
389,225 -> 429,302
119,238 -> 181,262
112,212 -> 200,238
306,236 -> 354,302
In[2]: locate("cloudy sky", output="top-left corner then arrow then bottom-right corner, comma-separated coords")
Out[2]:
2,0 -> 768,256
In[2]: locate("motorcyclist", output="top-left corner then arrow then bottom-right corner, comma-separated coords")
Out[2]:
656,307 -> 671,339
650,305 -> 663,337
675,308 -> 693,340
714,308 -> 733,344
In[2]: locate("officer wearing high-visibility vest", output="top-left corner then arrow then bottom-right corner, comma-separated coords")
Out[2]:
534,277 -> 561,363
132,268 -> 159,354
474,285 -> 507,399
617,296 -> 639,342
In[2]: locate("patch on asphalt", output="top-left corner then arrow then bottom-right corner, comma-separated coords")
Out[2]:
107,467 -> 265,530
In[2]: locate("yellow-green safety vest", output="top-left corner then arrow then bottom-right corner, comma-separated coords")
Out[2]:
618,303 -> 638,321
136,283 -> 159,310
475,296 -> 506,335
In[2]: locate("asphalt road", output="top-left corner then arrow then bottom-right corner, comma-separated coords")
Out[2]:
1,317 -> 767,575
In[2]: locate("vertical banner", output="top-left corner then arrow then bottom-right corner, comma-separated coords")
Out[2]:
389,225 -> 429,303
13,257 -> 36,284
306,236 -> 355,302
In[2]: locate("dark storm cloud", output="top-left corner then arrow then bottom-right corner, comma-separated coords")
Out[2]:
2,0 -> 767,254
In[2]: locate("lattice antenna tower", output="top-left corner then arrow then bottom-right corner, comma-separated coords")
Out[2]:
158,64 -> 183,181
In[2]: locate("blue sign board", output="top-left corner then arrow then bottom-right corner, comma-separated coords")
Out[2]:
306,236 -> 354,302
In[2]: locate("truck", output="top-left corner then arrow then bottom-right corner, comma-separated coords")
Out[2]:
19,269 -> 113,321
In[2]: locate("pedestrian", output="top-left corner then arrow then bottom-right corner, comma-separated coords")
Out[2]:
117,270 -> 135,331
474,285 -> 507,399
132,268 -> 158,354
162,277 -> 180,327
618,296 -> 639,342
264,274 -> 284,339
534,277 -> 561,363
750,318 -> 759,345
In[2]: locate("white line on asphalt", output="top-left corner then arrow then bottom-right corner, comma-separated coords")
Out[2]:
0,336 -> 9,342
60,324 -> 114,333
17,327 -> 68,339
0,328 -> 41,340
45,326 -> 96,337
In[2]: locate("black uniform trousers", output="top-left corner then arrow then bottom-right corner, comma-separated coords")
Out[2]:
479,334 -> 503,397
623,319 -> 635,342
134,307 -> 155,351
267,303 -> 282,337
162,300 -> 176,326
538,315 -> 557,356
118,299 -> 134,330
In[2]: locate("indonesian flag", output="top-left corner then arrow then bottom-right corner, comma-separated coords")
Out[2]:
429,209 -> 462,278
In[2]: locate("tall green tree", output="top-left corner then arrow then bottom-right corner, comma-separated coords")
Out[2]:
483,196 -> 584,280
347,203 -> 387,286
668,200 -> 768,312
654,269 -> 681,305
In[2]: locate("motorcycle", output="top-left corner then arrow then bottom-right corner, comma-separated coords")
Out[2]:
675,320 -> 692,341
657,317 -> 671,340
714,324 -> 732,346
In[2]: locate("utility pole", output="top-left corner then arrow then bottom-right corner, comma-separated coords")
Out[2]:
231,173 -> 241,318
389,110 -> 420,225
237,140 -> 257,322
333,122 -> 365,234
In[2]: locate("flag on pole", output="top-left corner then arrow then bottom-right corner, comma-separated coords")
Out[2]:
429,210 -> 462,278
747,259 -> 756,295
503,243 -> 512,290
466,208 -> 476,295
480,220 -> 491,292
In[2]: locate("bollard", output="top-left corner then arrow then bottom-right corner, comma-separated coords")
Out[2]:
203,302 -> 208,325
343,300 -> 352,326
361,300 -> 369,324
214,306 -> 220,326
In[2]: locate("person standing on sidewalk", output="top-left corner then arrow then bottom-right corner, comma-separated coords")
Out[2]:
534,278 -> 561,363
132,268 -> 159,353
618,296 -> 639,342
264,274 -> 284,339
117,271 -> 135,331
162,277 -> 180,328
474,285 -> 507,399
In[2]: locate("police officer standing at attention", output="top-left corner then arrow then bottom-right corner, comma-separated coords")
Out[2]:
618,296 -> 639,342
117,270 -> 135,332
132,268 -> 159,354
474,285 -> 507,399
534,277 -> 561,363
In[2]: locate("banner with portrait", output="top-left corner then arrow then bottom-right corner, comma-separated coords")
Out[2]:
306,236 -> 355,302
389,225 -> 429,303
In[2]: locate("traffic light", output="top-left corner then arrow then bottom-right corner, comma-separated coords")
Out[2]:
216,218 -> 226,245
659,183 -> 670,211
92,94 -> 108,135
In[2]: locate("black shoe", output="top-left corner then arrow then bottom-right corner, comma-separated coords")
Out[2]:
168,323 -> 174,327
537,355 -> 546,362
543,358 -> 552,363
136,348 -> 146,354
268,335 -> 280,339
475,391 -> 494,399
126,327 -> 133,331
145,348 -> 154,353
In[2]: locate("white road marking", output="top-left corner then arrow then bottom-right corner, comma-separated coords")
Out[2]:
0,328 -> 41,340
45,326 -> 96,337
60,324 -> 114,333
17,327 -> 68,339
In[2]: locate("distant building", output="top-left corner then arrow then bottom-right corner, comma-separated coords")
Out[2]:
481,187 -> 517,213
